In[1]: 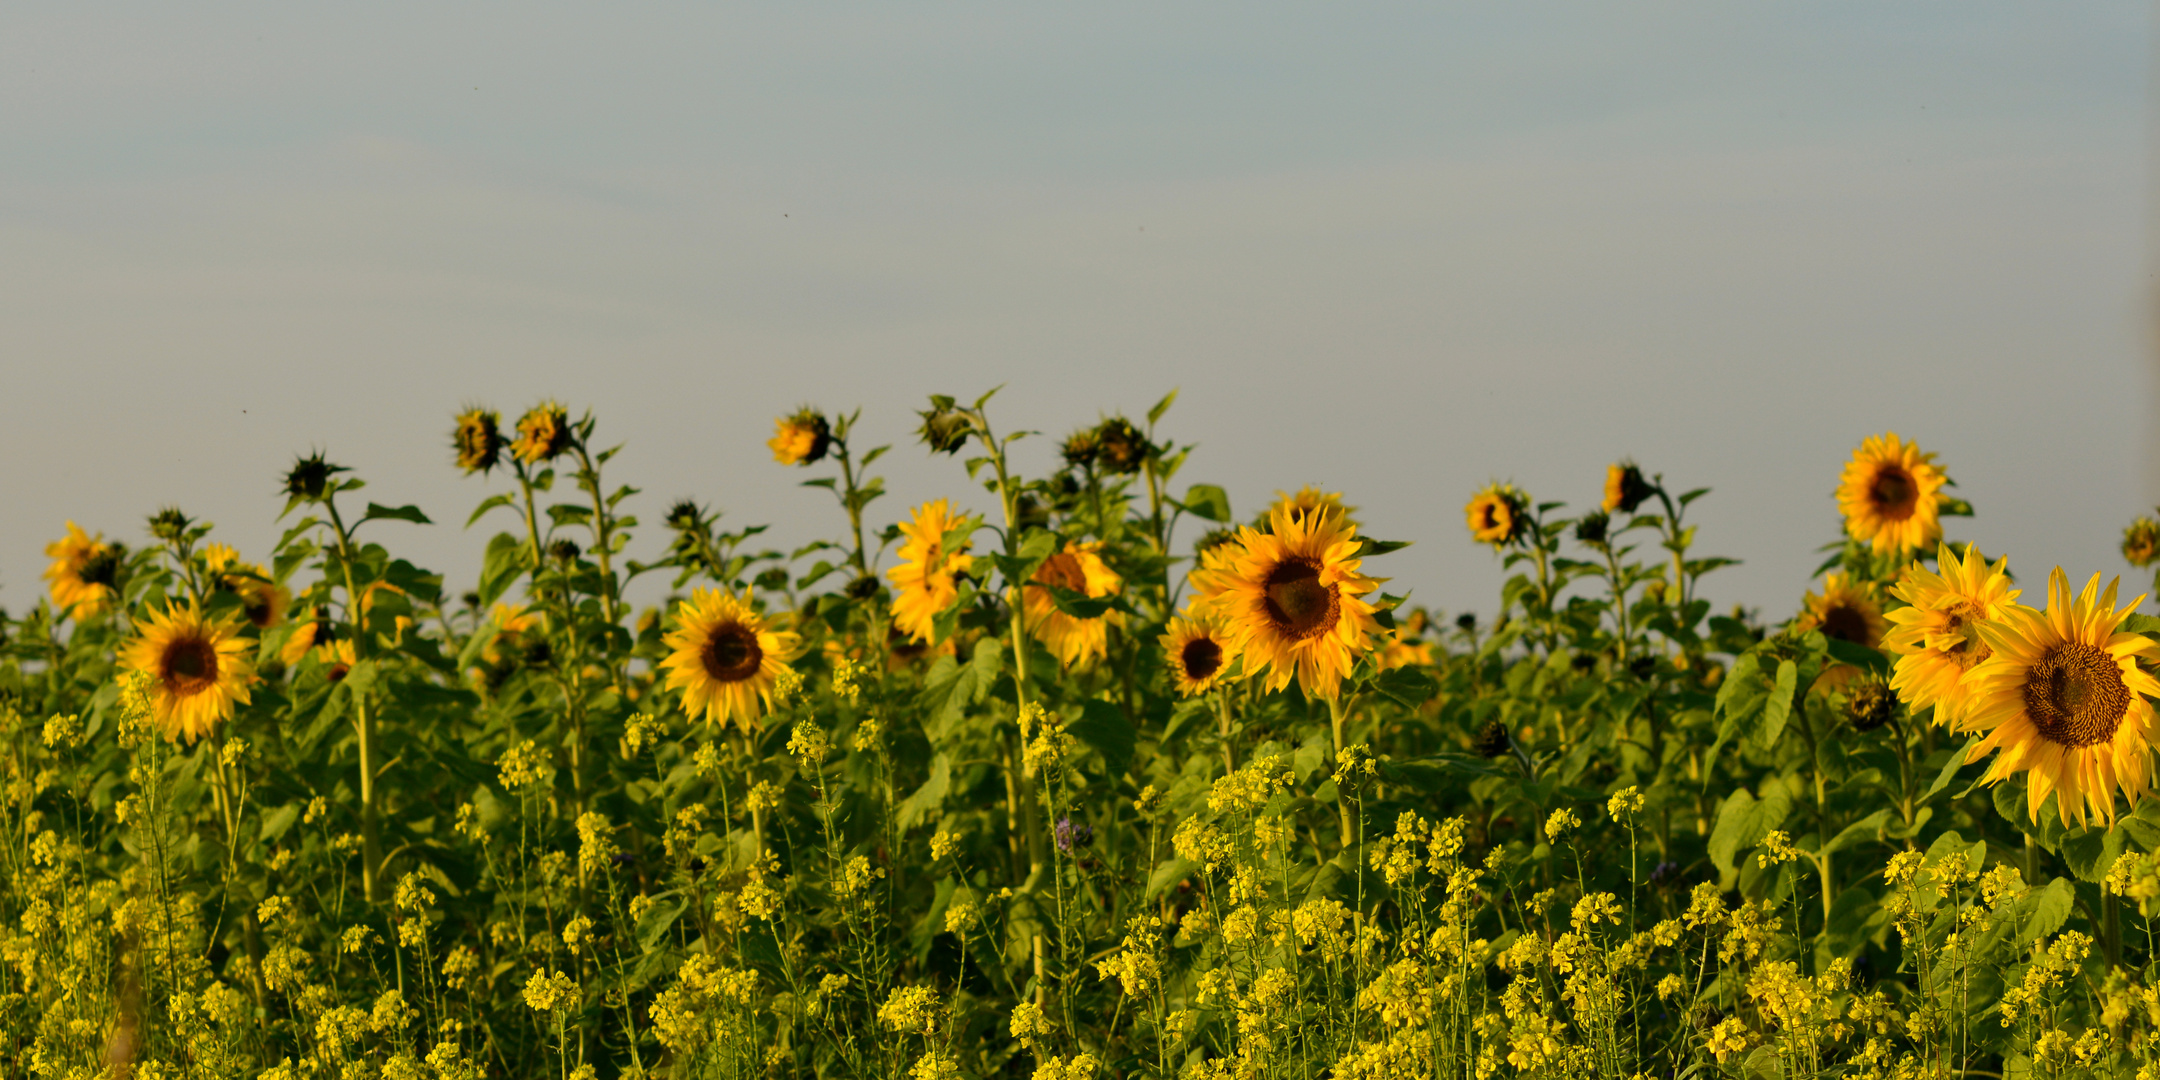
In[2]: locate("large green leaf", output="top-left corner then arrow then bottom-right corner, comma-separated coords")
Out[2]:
476,532 -> 527,607
1709,785 -> 1791,875
1066,700 -> 1136,775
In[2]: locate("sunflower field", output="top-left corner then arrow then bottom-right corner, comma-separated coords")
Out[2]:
10,391 -> 2160,1080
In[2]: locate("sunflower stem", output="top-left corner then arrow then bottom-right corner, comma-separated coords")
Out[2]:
324,493 -> 386,904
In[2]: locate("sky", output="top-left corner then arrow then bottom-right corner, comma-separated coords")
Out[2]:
1,2 -> 2153,626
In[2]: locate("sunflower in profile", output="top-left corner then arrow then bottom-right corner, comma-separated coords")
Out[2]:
1021,541 -> 1124,667
1266,486 -> 1357,532
1836,432 -> 1946,555
44,521 -> 119,620
1884,544 -> 2020,727
768,408 -> 832,466
889,500 -> 974,643
121,602 -> 255,743
282,607 -> 338,666
1603,462 -> 1654,515
661,589 -> 801,730
1796,573 -> 1888,649
1162,615 -> 1237,696
512,401 -> 574,465
202,543 -> 288,630
452,406 -> 503,475
1201,504 -> 1383,699
1957,568 -> 2160,827
1464,484 -> 1527,548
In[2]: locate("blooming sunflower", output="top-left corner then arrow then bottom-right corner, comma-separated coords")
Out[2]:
1162,616 -> 1237,696
202,544 -> 288,630
512,401 -> 573,465
1603,462 -> 1654,515
661,589 -> 801,730
768,408 -> 832,466
1836,433 -> 1946,555
1021,541 -> 1124,668
1796,573 -> 1888,649
1464,484 -> 1527,548
1378,630 -> 1435,671
1957,569 -> 2160,828
281,607 -> 337,666
44,521 -> 118,620
121,602 -> 255,743
1200,504 -> 1383,699
888,500 -> 974,644
453,407 -> 503,475
1884,544 -> 2020,727
1268,486 -> 1357,532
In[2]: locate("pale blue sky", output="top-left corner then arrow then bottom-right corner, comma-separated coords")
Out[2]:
2,3 -> 2152,624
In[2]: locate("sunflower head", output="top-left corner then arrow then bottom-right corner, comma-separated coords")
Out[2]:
453,407 -> 504,475
1200,503 -> 1382,700
1268,487 -> 1356,532
121,602 -> 255,743
44,522 -> 119,621
888,500 -> 976,644
1573,510 -> 1610,547
282,451 -> 349,503
206,547 -> 288,630
1060,427 -> 1100,469
1465,484 -> 1529,549
917,397 -> 974,455
1474,720 -> 1512,759
1162,616 -> 1237,696
665,500 -> 706,534
660,589 -> 802,731
769,408 -> 832,466
512,401 -> 575,464
1797,573 -> 1888,650
1845,678 -> 1899,732
2126,516 -> 2160,569
1836,432 -> 1947,556
148,506 -> 193,543
1960,568 -> 2160,827
1884,543 -> 2021,727
1603,462 -> 1654,515
1093,418 -> 1150,475
1021,542 -> 1125,668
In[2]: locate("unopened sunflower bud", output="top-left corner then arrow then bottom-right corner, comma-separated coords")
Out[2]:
1093,417 -> 1149,475
916,398 -> 973,455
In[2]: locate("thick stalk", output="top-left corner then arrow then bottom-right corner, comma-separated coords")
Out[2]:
324,497 -> 385,903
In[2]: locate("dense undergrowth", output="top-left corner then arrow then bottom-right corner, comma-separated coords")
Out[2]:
7,392 -> 2160,1080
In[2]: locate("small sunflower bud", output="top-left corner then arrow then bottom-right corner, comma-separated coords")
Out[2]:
1604,462 -> 1655,515
1846,679 -> 1899,732
282,451 -> 346,502
665,500 -> 705,533
453,407 -> 503,475
917,398 -> 973,455
549,539 -> 582,564
1573,510 -> 1609,547
2125,516 -> 2160,569
148,507 -> 192,542
1474,720 -> 1511,759
1093,417 -> 1149,475
769,407 -> 832,466
1193,527 -> 1237,556
846,574 -> 882,600
1060,428 -> 1100,469
511,401 -> 573,464
1454,612 -> 1477,634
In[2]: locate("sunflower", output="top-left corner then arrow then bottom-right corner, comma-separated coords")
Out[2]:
1884,544 -> 2020,726
1956,569 -> 2160,827
889,500 -> 974,644
121,602 -> 255,743
282,607 -> 338,666
1162,615 -> 1237,696
1378,630 -> 1435,671
1021,541 -> 1124,668
2126,516 -> 2160,569
1836,432 -> 1946,555
661,589 -> 801,730
202,544 -> 288,630
1603,462 -> 1654,515
453,407 -> 503,475
1464,484 -> 1527,548
1200,504 -> 1383,699
1796,573 -> 1888,649
1268,486 -> 1357,532
512,401 -> 573,464
44,521 -> 118,620
768,408 -> 832,466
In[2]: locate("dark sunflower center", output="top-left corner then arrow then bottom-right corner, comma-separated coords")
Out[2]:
1818,603 -> 1874,646
1181,637 -> 1224,682
700,624 -> 763,683
161,636 -> 219,695
1870,467 -> 1916,518
1262,558 -> 1339,641
2024,641 -> 2130,749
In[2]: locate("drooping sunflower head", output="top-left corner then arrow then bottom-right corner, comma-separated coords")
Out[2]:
888,499 -> 975,644
1959,568 -> 2160,827
453,406 -> 504,475
282,451 -> 348,503
1162,616 -> 1238,696
512,401 -> 574,465
2126,516 -> 2160,569
1268,487 -> 1357,533
1884,543 -> 2020,726
769,407 -> 832,466
121,602 -> 255,743
1204,503 -> 1383,700
661,588 -> 802,731
1603,462 -> 1655,515
1464,484 -> 1528,549
1836,432 -> 1947,555
1093,417 -> 1150,476
44,521 -> 119,621
1796,572 -> 1888,649
1021,542 -> 1124,668
916,397 -> 974,455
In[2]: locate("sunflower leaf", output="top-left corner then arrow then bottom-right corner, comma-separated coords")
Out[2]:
362,503 -> 432,527
1357,539 -> 1413,558
1066,700 -> 1136,775
476,532 -> 527,608
1181,484 -> 1231,523
1371,664 -> 1439,708
464,493 -> 514,529
1042,584 -> 1130,620
1147,388 -> 1179,426
1753,659 -> 1798,750
1824,638 -> 1889,675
